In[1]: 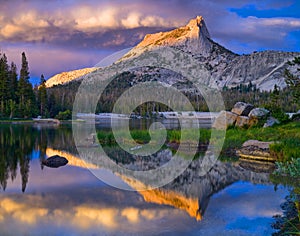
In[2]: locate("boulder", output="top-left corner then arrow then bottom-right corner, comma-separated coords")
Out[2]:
248,117 -> 259,127
248,108 -> 270,119
42,155 -> 68,168
231,102 -> 254,116
236,140 -> 276,162
212,110 -> 238,130
235,116 -> 250,128
263,116 -> 280,128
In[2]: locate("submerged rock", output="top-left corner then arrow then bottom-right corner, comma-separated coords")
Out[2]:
42,155 -> 68,168
231,102 -> 254,116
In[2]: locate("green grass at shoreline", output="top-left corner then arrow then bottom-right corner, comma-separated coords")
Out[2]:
0,119 -> 34,124
97,128 -> 212,146
224,122 -> 300,162
97,121 -> 300,163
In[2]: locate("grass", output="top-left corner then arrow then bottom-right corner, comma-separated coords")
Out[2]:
97,128 -> 211,146
97,131 -> 116,145
130,130 -> 151,144
97,121 -> 300,167
274,158 -> 300,178
0,119 -> 33,123
220,122 -> 300,161
167,129 -> 211,144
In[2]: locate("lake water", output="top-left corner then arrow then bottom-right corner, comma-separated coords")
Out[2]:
0,124 -> 291,235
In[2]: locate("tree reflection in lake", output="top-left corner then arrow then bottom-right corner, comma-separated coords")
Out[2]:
0,125 -> 75,192
0,125 -> 38,192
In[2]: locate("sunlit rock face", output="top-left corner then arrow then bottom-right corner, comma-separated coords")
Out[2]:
120,16 -> 214,58
45,67 -> 97,87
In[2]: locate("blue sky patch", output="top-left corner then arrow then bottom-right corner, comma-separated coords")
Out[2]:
229,2 -> 300,18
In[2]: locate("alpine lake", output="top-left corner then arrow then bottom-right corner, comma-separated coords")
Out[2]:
0,119 -> 297,236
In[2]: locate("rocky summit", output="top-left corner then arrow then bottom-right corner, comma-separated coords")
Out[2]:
119,16 -> 217,60
46,16 -> 300,91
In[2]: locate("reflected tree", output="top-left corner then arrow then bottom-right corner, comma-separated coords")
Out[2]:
0,125 -> 38,192
0,124 -> 79,192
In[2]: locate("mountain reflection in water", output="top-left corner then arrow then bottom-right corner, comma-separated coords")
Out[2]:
0,124 -> 288,235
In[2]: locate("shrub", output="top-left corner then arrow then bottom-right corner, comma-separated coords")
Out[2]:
55,110 -> 72,120
274,158 -> 300,178
271,107 -> 290,123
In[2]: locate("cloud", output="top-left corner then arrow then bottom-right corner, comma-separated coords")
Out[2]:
0,194 -> 186,235
0,0 -> 299,79
258,17 -> 300,27
74,7 -> 119,30
0,2 -> 178,48
0,198 -> 48,225
121,207 -> 140,223
74,206 -> 118,229
1,1 -> 298,53
121,12 -> 142,29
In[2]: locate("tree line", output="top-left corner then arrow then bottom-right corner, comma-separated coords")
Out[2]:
0,52 -> 51,119
1,51 -> 299,119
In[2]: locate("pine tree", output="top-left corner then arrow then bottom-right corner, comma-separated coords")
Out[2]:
17,52 -> 37,118
285,57 -> 300,107
7,62 -> 18,118
37,74 -> 48,117
9,62 -> 18,102
0,54 -> 10,116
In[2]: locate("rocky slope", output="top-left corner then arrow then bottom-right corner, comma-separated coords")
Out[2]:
47,16 -> 300,91
45,67 -> 97,87
217,51 -> 300,90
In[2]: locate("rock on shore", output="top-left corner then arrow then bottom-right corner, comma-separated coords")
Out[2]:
236,140 -> 276,162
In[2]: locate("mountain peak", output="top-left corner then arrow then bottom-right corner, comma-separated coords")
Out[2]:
119,16 -> 213,62
189,15 -> 202,25
186,16 -> 210,39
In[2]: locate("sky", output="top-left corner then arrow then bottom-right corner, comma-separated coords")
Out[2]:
0,0 -> 299,84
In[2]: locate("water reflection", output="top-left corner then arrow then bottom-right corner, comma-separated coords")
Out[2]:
0,124 -> 291,235
0,125 -> 76,192
0,186 -> 196,235
0,125 -> 38,192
